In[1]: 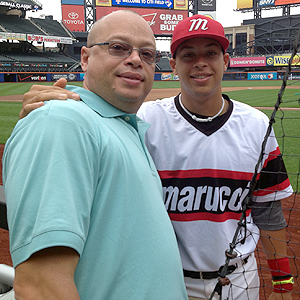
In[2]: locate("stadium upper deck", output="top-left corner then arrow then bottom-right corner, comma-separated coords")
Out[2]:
0,0 -> 80,73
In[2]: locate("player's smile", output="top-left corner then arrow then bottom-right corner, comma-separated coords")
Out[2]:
191,74 -> 210,79
190,73 -> 212,84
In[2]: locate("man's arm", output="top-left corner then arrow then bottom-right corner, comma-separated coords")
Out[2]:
20,78 -> 79,119
260,228 -> 292,300
14,246 -> 80,300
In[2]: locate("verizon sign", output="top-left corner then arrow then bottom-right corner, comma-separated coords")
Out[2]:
96,7 -> 188,35
62,5 -> 85,32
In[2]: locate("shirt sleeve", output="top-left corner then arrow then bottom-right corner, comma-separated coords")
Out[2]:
4,100 -> 99,267
251,200 -> 287,230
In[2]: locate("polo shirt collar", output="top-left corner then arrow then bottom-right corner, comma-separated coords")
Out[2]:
66,85 -> 125,118
65,85 -> 150,133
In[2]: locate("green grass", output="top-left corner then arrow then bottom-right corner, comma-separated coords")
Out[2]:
261,110 -> 300,190
152,81 -> 181,89
0,82 -> 83,97
0,79 -> 297,95
1,80 -> 299,189
221,80 -> 285,87
0,102 -> 22,144
224,88 -> 300,108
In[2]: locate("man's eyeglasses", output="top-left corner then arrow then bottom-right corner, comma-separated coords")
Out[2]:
88,40 -> 161,64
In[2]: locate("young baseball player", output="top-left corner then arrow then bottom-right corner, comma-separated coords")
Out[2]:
138,15 -> 293,300
20,14 -> 294,300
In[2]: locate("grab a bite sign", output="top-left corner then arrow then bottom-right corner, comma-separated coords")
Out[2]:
95,7 -> 188,35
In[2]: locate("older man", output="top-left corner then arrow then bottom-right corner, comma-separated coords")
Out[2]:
3,10 -> 188,300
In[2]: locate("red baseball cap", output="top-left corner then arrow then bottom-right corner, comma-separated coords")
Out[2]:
171,15 -> 230,56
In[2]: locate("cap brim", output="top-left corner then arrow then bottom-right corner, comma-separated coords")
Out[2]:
171,33 -> 229,55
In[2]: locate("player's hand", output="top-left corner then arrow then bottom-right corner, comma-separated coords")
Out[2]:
20,78 -> 80,119
268,291 -> 292,300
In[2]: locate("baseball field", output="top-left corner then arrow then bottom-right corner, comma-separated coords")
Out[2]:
0,80 -> 300,299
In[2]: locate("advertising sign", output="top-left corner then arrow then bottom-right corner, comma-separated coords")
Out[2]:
198,11 -> 216,19
0,32 -> 26,41
154,73 -> 179,80
96,0 -> 188,9
96,0 -> 112,6
247,72 -> 277,80
237,0 -> 253,9
27,34 -> 73,44
259,0 -> 300,6
198,0 -> 216,11
61,0 -> 84,4
266,55 -> 300,66
96,7 -> 188,34
111,0 -> 173,9
17,73 -> 48,82
174,0 -> 187,9
78,73 -> 85,81
259,0 -> 275,6
51,73 -> 78,81
275,0 -> 300,5
0,0 -> 40,10
62,5 -> 85,32
230,57 -> 266,67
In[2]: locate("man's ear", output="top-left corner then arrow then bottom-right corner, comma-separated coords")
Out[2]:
81,46 -> 90,72
170,58 -> 177,75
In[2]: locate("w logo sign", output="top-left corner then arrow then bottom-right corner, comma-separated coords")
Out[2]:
189,18 -> 209,32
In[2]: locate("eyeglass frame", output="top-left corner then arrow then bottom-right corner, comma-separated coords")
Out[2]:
88,40 -> 161,64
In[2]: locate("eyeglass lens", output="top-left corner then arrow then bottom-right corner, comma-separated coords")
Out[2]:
108,41 -> 159,63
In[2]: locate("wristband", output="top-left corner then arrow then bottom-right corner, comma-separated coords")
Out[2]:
267,258 -> 293,293
272,277 -> 294,286
272,277 -> 294,293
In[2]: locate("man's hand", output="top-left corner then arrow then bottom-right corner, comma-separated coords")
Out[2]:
20,78 -> 80,119
268,291 -> 292,300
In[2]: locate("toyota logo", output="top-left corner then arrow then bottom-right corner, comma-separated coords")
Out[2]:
68,12 -> 79,19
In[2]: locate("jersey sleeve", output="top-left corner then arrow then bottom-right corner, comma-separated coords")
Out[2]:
252,128 -> 293,202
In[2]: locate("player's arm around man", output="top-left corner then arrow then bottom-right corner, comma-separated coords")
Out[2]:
20,78 -> 79,119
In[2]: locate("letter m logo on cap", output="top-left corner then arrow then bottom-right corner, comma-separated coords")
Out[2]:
189,18 -> 209,32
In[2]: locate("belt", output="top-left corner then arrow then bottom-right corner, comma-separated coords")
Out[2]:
183,256 -> 250,280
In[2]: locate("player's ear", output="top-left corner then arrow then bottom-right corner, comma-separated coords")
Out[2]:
81,46 -> 90,72
170,58 -> 177,75
223,53 -> 230,72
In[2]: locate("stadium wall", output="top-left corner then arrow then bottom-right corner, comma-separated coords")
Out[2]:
1,71 -> 300,83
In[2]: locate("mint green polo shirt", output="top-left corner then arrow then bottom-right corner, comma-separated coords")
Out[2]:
3,86 -> 188,300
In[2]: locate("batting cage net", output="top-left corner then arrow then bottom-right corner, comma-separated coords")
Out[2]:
256,52 -> 300,299
208,30 -> 300,300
